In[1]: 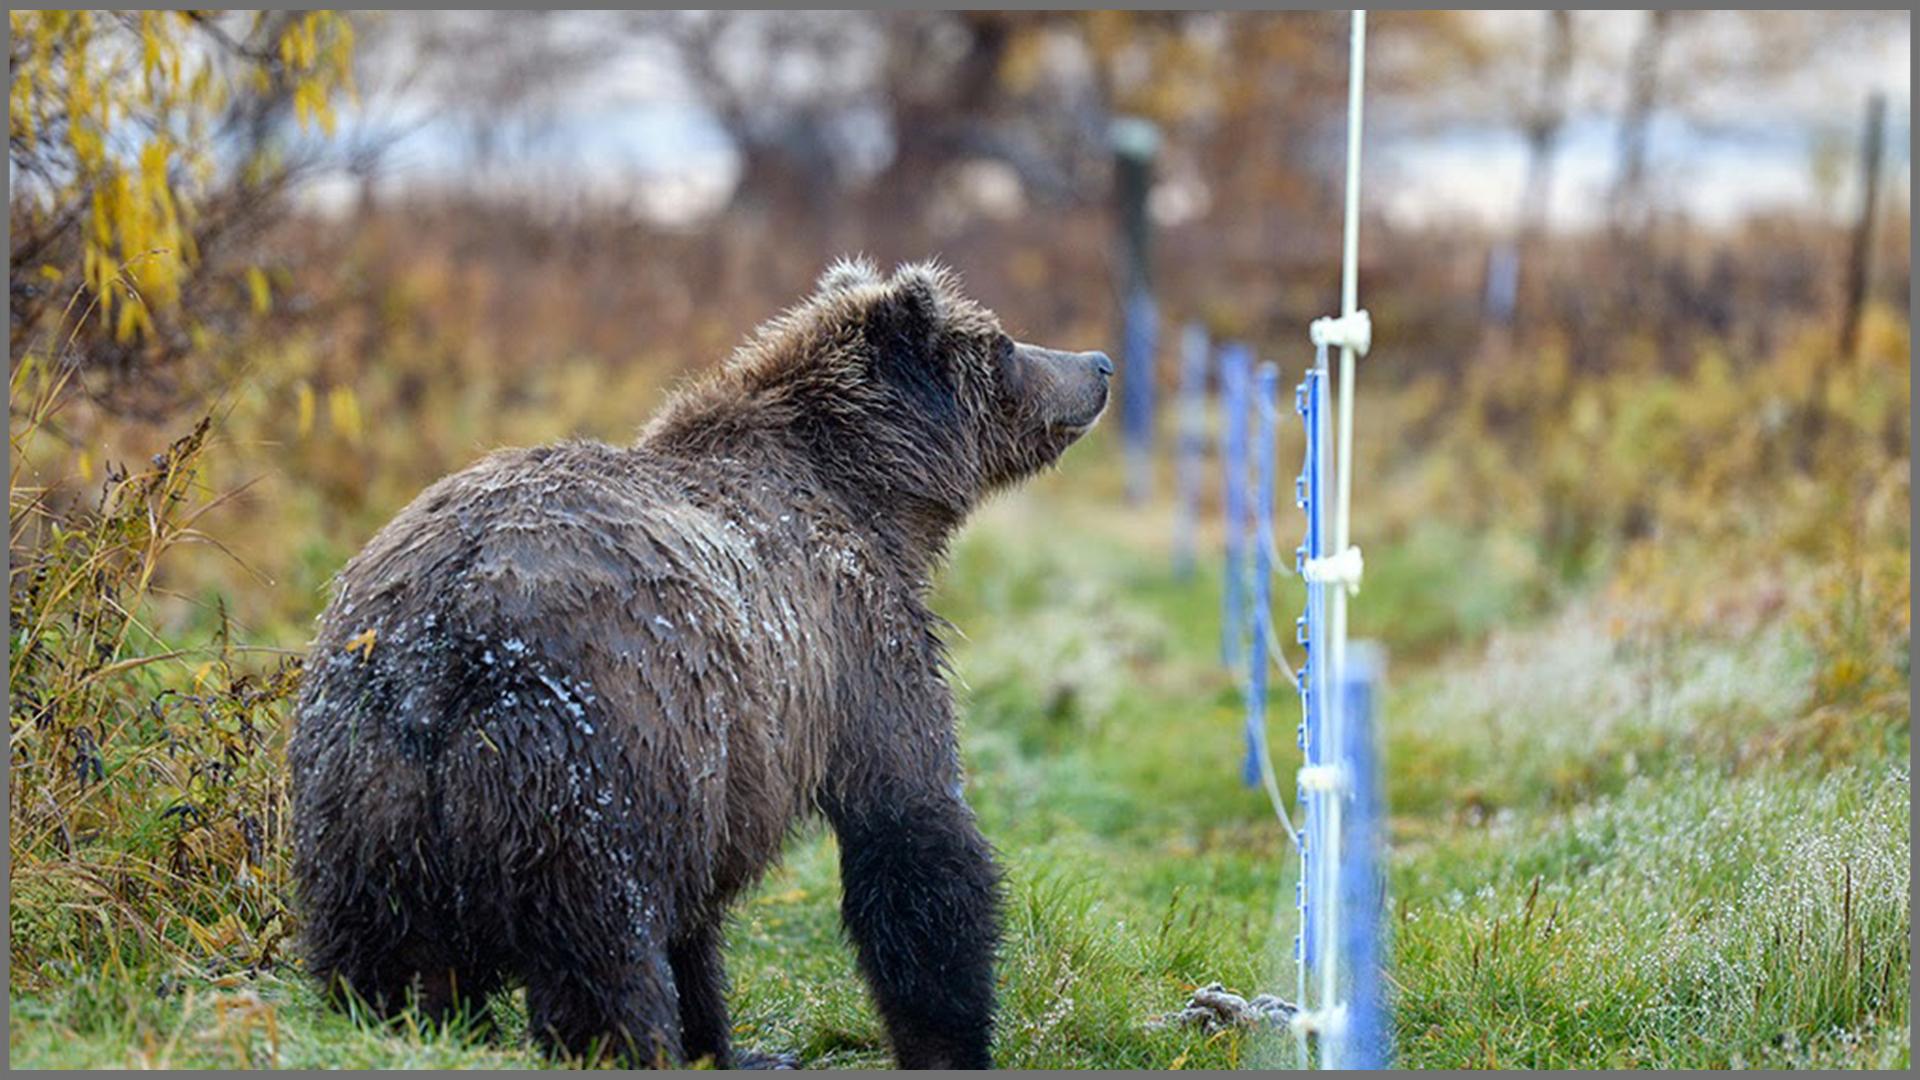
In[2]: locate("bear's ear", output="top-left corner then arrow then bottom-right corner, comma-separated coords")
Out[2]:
863,265 -> 954,415
817,255 -> 880,296
865,264 -> 946,353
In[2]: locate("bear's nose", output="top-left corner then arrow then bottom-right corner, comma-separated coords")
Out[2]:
1087,351 -> 1114,377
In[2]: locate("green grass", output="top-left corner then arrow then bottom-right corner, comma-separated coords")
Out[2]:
8,475 -> 1909,1068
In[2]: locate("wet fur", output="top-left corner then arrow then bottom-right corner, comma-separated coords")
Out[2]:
289,260 -> 1104,1068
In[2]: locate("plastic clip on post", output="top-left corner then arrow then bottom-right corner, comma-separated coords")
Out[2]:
1302,546 -> 1364,596
1308,310 -> 1372,357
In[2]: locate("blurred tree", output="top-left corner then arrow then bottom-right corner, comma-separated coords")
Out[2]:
636,10 -> 887,212
1609,10 -> 1672,231
1839,92 -> 1887,361
1588,9 -> 1906,360
1606,10 -> 1906,228
869,11 -> 1078,212
8,10 -> 354,395
378,11 -> 622,176
1517,12 -> 1574,294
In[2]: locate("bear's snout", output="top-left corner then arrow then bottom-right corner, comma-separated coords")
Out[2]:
1072,350 -> 1113,429
1014,343 -> 1111,436
1057,348 -> 1111,432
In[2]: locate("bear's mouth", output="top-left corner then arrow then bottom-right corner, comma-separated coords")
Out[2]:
1053,397 -> 1109,438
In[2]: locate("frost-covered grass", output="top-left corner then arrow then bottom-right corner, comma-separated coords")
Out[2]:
9,478 -> 1908,1069
1394,763 -> 1910,1069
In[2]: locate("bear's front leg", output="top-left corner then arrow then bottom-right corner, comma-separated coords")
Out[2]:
828,780 -> 1001,1069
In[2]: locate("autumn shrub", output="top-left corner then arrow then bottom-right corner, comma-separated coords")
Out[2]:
8,10 -> 354,984
9,10 -> 353,405
1417,303 -> 1907,581
9,361 -> 303,984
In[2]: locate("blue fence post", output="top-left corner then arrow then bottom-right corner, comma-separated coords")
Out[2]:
1243,362 -> 1278,788
1173,323 -> 1210,579
1332,642 -> 1389,1070
1217,343 -> 1252,670
1484,242 -> 1519,327
1294,356 -> 1332,978
1121,287 -> 1160,504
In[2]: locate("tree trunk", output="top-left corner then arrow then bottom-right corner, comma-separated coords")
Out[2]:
1610,10 -> 1669,231
1513,10 -> 1574,332
1839,92 -> 1886,361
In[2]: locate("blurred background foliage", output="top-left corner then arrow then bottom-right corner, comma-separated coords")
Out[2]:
7,9 -> 1911,1057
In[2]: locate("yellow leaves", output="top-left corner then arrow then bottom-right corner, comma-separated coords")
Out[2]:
16,10 -> 183,337
138,137 -> 172,190
294,382 -> 316,437
139,12 -> 170,89
83,163 -> 180,340
279,12 -> 355,135
65,72 -> 107,172
327,385 -> 363,442
278,17 -> 318,70
344,628 -> 378,662
114,295 -> 150,342
11,10 -> 356,341
246,268 -> 272,315
291,79 -> 337,136
183,910 -> 250,956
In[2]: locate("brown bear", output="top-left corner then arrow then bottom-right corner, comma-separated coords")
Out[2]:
288,259 -> 1111,1069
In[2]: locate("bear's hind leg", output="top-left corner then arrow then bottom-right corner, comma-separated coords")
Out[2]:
314,928 -> 498,1033
667,921 -> 800,1069
406,952 -> 503,1035
525,915 -> 682,1067
669,921 -> 733,1066
302,884 -> 423,1022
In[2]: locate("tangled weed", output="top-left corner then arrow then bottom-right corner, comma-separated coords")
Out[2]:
10,364 -> 302,984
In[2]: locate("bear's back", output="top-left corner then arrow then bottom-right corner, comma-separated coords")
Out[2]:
292,438 -> 852,900
320,439 -> 760,646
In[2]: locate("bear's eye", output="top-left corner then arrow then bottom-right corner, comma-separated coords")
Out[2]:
992,334 -> 1015,380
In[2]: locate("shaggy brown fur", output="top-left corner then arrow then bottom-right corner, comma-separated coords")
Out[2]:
289,259 -> 1110,1068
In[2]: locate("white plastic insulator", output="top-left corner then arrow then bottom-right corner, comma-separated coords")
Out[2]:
1302,545 -> 1364,595
1308,310 -> 1371,357
1296,764 -> 1347,794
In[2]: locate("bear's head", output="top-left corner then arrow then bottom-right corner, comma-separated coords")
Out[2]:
675,258 -> 1110,551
